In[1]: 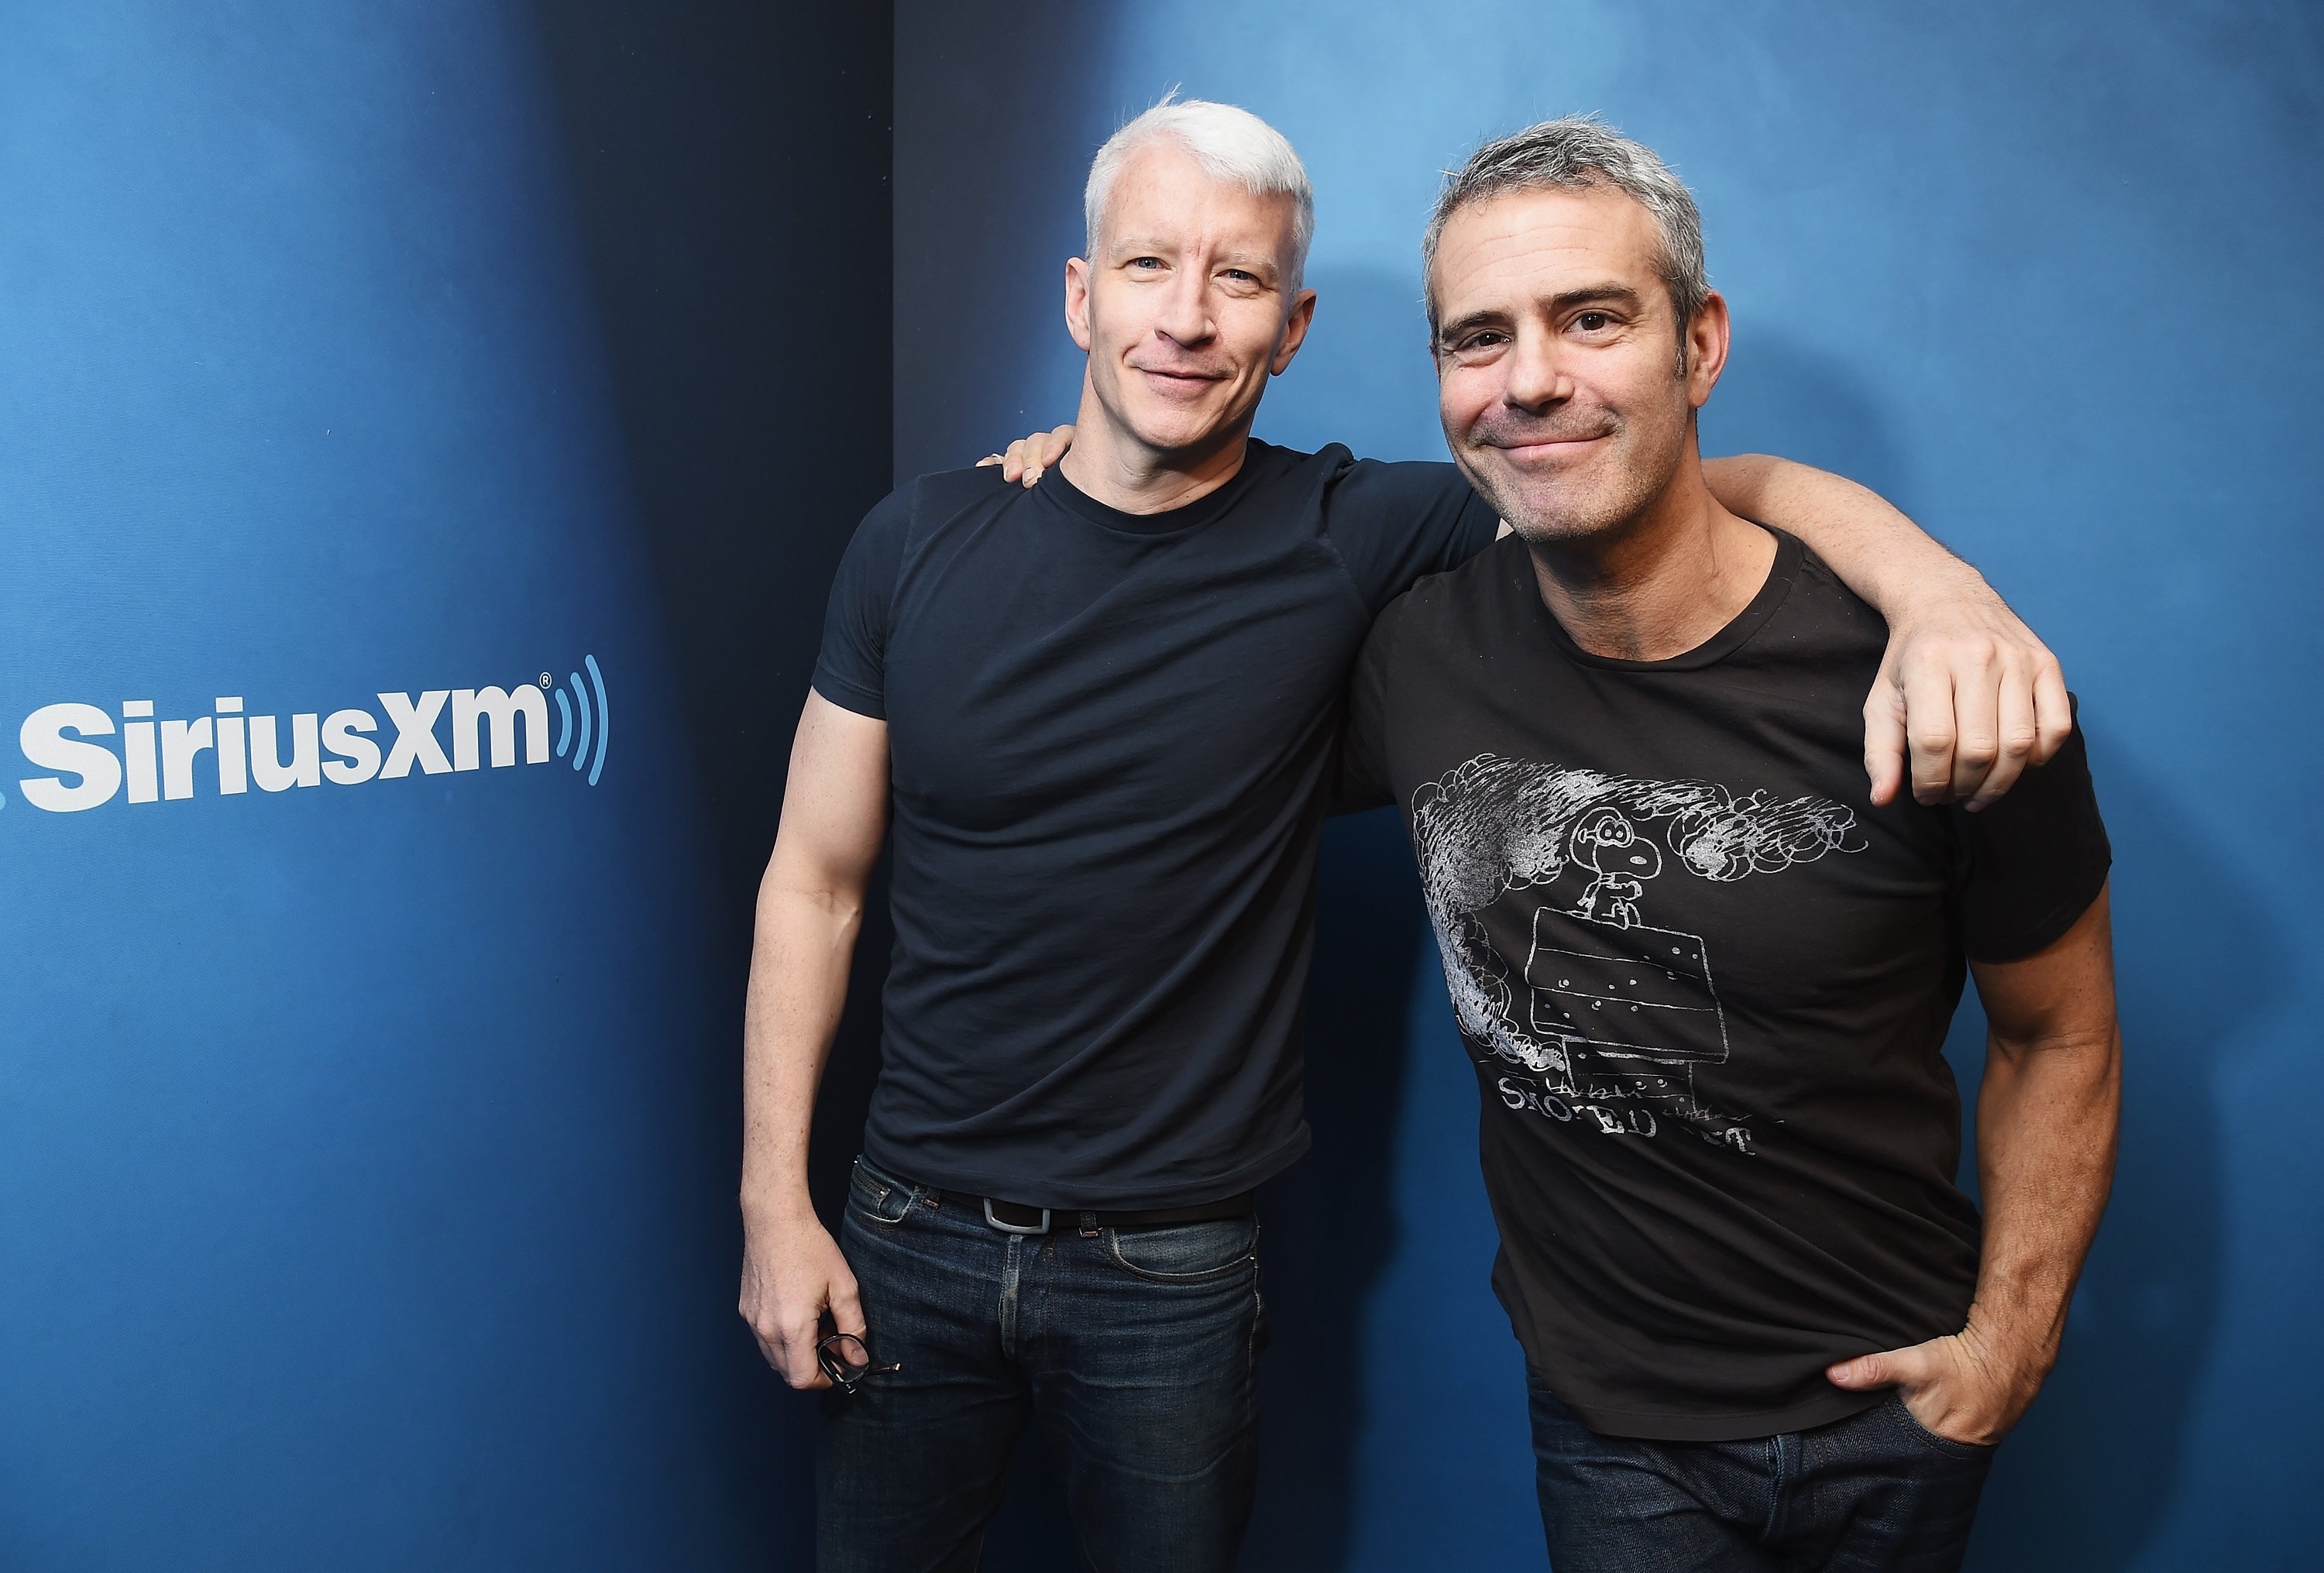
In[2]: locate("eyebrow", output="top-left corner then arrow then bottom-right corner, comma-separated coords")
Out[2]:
1435,283 -> 1645,345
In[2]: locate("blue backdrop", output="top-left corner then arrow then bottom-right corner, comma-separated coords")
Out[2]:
895,3 -> 2324,1569
7,3 -> 2317,1568
0,2 -> 889,1567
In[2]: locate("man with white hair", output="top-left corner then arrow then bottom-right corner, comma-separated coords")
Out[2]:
739,98 -> 2073,1570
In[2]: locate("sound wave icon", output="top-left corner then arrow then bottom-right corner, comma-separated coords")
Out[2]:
551,654 -> 610,786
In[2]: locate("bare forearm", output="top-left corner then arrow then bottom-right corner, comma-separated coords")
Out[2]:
1703,454 -> 1975,619
739,881 -> 863,1223
1966,1025 -> 2121,1374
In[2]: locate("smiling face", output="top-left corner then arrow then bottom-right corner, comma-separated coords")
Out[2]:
1428,183 -> 1726,546
1066,141 -> 1315,462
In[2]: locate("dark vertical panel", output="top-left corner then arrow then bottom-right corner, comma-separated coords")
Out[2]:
528,2 -> 894,1558
892,0 -> 1126,479
530,0 -> 892,912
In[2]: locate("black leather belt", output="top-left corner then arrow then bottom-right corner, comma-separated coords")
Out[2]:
951,1190 -> 1257,1237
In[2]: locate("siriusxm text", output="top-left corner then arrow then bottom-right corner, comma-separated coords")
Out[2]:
18,683 -> 566,812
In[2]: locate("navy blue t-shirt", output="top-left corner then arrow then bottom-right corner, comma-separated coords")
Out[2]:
813,441 -> 1497,1207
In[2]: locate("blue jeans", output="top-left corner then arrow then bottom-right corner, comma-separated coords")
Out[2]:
816,1156 -> 1267,1572
1528,1374 -> 1996,1572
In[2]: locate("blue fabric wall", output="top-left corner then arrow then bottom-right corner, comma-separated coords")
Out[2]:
893,4 -> 2324,1569
0,3 -> 887,1566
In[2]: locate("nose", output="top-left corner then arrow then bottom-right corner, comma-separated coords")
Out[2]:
1154,268 -> 1215,348
1501,322 -> 1568,414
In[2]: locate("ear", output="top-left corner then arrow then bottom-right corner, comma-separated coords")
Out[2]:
1270,287 -> 1319,376
1064,256 -> 1095,353
1685,290 -> 1730,407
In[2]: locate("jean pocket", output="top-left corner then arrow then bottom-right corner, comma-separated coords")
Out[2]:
845,1156 -> 916,1226
1106,1215 -> 1259,1283
1886,1391 -> 1998,1458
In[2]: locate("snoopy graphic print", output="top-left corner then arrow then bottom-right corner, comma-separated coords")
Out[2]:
1411,753 -> 1865,1156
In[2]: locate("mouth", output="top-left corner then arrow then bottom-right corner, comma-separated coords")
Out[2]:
1485,434 -> 1610,465
1487,430 -> 1618,467
1133,365 -> 1231,394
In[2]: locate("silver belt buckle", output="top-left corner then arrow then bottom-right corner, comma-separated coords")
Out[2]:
984,1198 -> 1052,1236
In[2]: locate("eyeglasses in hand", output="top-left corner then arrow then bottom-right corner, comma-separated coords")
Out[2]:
816,1332 -> 902,1394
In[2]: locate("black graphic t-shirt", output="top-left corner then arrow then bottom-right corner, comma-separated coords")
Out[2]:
814,442 -> 1497,1209
1340,529 -> 2111,1441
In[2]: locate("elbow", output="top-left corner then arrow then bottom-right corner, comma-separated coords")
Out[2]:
754,853 -> 870,933
1985,1022 -> 2123,1119
759,876 -> 866,929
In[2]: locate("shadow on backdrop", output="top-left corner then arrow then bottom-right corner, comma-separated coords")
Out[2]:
1243,811 -> 1433,1571
529,2 -> 894,1562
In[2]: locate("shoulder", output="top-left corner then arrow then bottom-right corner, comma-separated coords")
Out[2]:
1413,531 -> 1530,611
1243,436 -> 1342,477
1789,538 -> 1889,638
1315,449 -> 1471,515
1745,533 -> 1891,671
1241,441 -> 1469,508
1363,534 -> 1528,656
883,464 -> 1013,527
839,466 -> 1015,568
1229,438 -> 1353,505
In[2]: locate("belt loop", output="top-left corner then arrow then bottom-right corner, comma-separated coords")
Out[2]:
1079,1211 -> 1100,1238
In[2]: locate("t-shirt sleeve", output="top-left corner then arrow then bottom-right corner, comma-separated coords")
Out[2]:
1332,600 -> 1400,814
1949,702 -> 2113,962
1325,459 -> 1501,614
809,487 -> 912,720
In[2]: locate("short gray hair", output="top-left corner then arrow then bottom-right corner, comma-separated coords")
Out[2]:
1085,94 -> 1316,290
1422,116 -> 1707,353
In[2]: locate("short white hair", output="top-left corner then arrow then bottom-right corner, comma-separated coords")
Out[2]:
1083,94 -> 1315,290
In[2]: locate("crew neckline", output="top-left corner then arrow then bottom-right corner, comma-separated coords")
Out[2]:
1523,524 -> 1801,672
1033,438 -> 1274,537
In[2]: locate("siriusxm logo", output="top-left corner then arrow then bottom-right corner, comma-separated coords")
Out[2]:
7,656 -> 610,814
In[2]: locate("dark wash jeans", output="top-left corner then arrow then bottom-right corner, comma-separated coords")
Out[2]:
1528,1373 -> 1996,1572
817,1156 -> 1267,1572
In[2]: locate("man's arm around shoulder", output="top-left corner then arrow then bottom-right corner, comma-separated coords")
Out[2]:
1703,455 -> 2073,812
738,690 -> 890,1389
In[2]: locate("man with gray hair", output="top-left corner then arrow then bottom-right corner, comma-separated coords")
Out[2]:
1339,116 -> 2119,1568
742,96 -> 2076,1570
